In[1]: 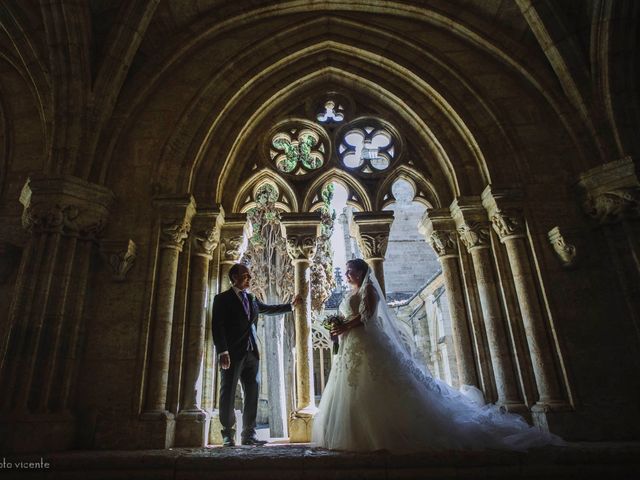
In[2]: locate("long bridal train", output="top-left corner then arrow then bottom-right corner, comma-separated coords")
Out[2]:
312,263 -> 565,453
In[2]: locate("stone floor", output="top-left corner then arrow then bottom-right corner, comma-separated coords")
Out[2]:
1,442 -> 639,479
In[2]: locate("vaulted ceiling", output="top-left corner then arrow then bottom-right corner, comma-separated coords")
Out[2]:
0,1 -> 637,219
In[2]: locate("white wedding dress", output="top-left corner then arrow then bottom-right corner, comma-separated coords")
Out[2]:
312,272 -> 565,453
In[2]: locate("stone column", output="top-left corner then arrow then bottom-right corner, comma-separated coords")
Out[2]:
209,214 -> 245,445
418,209 -> 479,389
0,175 -> 113,453
280,212 -> 321,443
351,211 -> 394,296
142,195 -> 196,434
482,187 -> 568,413
451,198 -> 525,413
175,207 -> 223,447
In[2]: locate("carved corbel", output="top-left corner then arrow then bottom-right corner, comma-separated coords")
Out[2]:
578,157 -> 640,225
100,239 -> 137,281
582,188 -> 640,224
547,227 -> 577,268
19,175 -> 114,240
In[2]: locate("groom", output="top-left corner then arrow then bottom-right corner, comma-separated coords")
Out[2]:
212,263 -> 300,446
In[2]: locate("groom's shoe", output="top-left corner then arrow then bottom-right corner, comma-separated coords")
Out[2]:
221,429 -> 236,447
241,435 -> 267,446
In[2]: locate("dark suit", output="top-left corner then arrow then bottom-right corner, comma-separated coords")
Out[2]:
212,287 -> 292,439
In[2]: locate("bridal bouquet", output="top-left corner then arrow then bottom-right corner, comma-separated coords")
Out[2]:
321,313 -> 346,354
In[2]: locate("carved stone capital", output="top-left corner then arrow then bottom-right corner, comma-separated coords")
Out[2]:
582,188 -> 640,224
457,221 -> 491,251
578,157 -> 640,224
490,209 -> 525,240
419,208 -> 458,258
481,186 -> 526,242
356,233 -> 389,259
351,211 -> 394,260
450,196 -> 492,251
20,175 -> 114,239
428,230 -> 458,257
547,227 -> 577,268
100,239 -> 137,281
285,234 -> 318,261
153,194 -> 196,251
281,212 -> 322,263
191,207 -> 225,258
219,214 -> 246,263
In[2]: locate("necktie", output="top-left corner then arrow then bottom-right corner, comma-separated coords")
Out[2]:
241,290 -> 250,317
242,291 -> 256,351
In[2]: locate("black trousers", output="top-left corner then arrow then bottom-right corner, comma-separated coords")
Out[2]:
218,350 -> 260,438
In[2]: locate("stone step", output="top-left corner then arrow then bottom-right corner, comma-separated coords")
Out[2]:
2,443 -> 639,479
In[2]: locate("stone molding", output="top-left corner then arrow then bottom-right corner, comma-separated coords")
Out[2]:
153,194 -> 196,251
280,212 -> 322,262
191,207 -> 225,258
351,211 -> 394,260
100,239 -> 137,281
547,227 -> 577,268
20,175 -> 114,239
578,157 -> 640,224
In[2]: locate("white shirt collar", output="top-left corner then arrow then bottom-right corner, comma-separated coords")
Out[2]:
232,285 -> 247,297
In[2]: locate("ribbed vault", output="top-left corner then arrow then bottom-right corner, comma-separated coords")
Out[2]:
94,6 -> 592,211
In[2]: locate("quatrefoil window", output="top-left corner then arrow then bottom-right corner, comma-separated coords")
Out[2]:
270,128 -> 325,174
317,100 -> 345,123
338,126 -> 395,171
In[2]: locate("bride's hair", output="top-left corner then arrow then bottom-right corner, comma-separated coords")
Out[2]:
346,258 -> 369,276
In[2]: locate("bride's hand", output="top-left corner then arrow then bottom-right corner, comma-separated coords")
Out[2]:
331,323 -> 350,336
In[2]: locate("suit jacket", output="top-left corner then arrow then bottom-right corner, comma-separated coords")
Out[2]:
212,288 -> 292,360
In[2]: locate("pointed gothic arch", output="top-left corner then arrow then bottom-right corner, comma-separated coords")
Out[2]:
302,168 -> 371,213
375,164 -> 441,211
232,168 -> 299,213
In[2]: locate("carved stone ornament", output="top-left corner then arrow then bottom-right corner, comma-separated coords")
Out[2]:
357,233 -> 389,260
490,210 -> 524,240
22,203 -> 107,238
428,230 -> 458,257
583,188 -> 640,224
285,235 -> 318,261
160,219 -> 191,250
457,222 -> 491,251
193,226 -> 220,257
101,239 -> 137,281
547,227 -> 577,268
221,235 -> 243,262
20,175 -> 114,239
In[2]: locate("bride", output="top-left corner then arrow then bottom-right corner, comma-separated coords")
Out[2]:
312,258 -> 565,452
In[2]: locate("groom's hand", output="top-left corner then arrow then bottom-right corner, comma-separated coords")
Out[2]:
219,352 -> 231,370
291,294 -> 302,308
